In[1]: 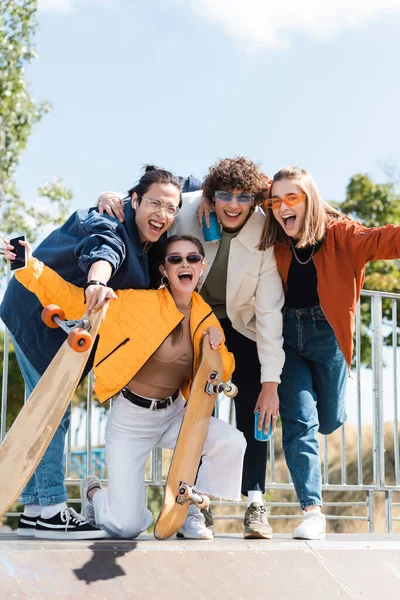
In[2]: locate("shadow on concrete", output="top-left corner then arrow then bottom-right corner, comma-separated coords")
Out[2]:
73,541 -> 137,585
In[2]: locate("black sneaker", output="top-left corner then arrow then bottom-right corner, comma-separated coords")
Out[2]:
201,507 -> 215,535
17,514 -> 38,537
35,507 -> 107,540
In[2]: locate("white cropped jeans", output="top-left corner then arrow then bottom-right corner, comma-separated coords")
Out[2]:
93,393 -> 246,539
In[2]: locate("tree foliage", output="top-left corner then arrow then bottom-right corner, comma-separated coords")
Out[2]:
0,1 -> 73,250
341,172 -> 400,366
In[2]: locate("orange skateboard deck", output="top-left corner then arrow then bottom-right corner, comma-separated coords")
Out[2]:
154,335 -> 237,540
0,305 -> 106,518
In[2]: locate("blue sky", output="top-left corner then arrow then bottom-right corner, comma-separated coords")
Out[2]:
16,0 -> 400,212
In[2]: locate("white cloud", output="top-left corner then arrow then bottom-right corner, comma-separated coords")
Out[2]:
188,0 -> 400,52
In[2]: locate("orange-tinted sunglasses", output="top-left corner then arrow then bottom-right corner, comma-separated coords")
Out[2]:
264,193 -> 306,210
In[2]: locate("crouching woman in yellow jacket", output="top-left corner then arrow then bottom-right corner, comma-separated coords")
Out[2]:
11,235 -> 246,540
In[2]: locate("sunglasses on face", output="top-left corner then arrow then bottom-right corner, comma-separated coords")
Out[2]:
264,193 -> 306,210
165,253 -> 203,265
141,196 -> 180,218
214,190 -> 255,205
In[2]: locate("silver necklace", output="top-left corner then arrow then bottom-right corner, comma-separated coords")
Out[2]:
290,239 -> 315,265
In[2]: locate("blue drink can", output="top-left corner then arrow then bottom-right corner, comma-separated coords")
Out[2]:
254,412 -> 273,442
202,211 -> 221,242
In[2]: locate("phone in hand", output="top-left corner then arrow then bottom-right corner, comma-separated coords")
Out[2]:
254,411 -> 273,442
9,235 -> 27,271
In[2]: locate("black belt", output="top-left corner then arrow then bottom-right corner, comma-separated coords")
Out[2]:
122,387 -> 180,410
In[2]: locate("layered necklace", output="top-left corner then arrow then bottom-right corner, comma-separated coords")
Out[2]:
290,239 -> 316,265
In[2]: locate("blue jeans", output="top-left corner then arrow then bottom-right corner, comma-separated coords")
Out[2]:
278,306 -> 347,509
12,337 -> 71,506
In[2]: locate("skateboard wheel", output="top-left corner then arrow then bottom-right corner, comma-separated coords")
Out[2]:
224,383 -> 238,398
41,305 -> 65,328
207,370 -> 220,384
68,328 -> 92,352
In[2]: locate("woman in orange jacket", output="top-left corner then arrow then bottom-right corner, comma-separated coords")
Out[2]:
258,165 -> 400,541
7,235 -> 246,540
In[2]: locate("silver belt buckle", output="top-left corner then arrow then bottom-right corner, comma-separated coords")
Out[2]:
150,399 -> 158,411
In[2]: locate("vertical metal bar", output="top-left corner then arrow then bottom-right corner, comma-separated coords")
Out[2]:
367,490 -> 374,533
151,447 -> 163,484
269,435 -> 275,483
372,295 -> 384,488
392,300 -> 399,486
1,327 -> 10,442
385,490 -> 393,534
65,412 -> 72,478
1,265 -> 11,442
86,371 -> 94,476
356,300 -> 363,485
341,425 -> 346,485
323,435 -> 329,484
214,392 -> 220,419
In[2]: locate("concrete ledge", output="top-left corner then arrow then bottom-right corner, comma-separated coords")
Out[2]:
1,534 -> 400,599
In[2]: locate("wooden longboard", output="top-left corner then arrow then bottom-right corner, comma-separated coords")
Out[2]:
154,336 -> 223,540
0,306 -> 106,518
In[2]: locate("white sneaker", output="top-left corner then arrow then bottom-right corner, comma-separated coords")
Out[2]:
80,475 -> 102,526
177,504 -> 214,540
292,511 -> 326,540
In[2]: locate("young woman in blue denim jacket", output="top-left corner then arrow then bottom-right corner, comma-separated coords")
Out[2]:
258,165 -> 400,540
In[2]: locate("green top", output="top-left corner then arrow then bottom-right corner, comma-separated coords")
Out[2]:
200,229 -> 239,320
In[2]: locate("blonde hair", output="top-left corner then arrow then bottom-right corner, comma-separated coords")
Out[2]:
258,166 -> 341,250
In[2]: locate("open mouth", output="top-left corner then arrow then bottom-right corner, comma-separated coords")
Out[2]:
281,214 -> 297,229
178,272 -> 193,283
149,219 -> 164,233
223,210 -> 241,221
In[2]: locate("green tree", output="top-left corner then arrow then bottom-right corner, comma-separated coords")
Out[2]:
0,0 -> 73,253
341,173 -> 400,365
0,1 -> 76,435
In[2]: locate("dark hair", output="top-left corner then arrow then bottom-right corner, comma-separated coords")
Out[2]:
162,235 -> 205,260
128,165 -> 183,208
202,156 -> 270,209
160,235 -> 205,345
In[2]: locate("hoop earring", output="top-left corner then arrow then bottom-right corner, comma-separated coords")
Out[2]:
161,274 -> 170,287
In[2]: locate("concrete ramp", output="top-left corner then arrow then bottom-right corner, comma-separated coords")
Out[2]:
1,534 -> 400,599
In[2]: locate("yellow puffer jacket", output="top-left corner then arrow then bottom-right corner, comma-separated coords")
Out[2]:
16,258 -> 235,403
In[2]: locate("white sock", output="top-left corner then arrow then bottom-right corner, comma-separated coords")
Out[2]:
41,502 -> 68,519
23,503 -> 41,518
247,490 -> 263,507
304,506 -> 321,515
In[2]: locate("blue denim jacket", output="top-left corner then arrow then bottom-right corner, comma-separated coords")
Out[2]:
0,202 -> 150,375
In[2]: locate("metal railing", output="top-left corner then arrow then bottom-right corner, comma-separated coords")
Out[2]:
1,289 -> 400,533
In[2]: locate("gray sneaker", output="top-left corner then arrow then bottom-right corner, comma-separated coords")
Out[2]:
244,502 -> 272,539
80,475 -> 102,526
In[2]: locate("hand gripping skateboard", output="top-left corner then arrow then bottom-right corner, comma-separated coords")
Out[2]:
0,304 -> 106,518
154,334 -> 238,540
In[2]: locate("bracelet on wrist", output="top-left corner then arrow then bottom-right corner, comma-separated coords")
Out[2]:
84,280 -> 107,291
83,280 -> 107,304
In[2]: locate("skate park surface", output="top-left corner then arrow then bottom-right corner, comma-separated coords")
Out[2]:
1,533 -> 400,599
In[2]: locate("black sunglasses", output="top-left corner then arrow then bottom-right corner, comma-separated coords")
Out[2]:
165,253 -> 203,265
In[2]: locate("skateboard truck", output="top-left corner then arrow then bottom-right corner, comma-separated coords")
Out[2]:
205,371 -> 238,398
176,482 -> 210,509
41,304 -> 93,353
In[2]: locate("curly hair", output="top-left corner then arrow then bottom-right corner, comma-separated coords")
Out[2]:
202,156 -> 270,206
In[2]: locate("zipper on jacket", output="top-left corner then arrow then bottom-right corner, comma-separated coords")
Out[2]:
96,338 -> 130,367
192,310 -> 213,338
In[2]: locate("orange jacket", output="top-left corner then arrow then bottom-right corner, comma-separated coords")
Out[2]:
16,258 -> 235,403
274,216 -> 400,367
